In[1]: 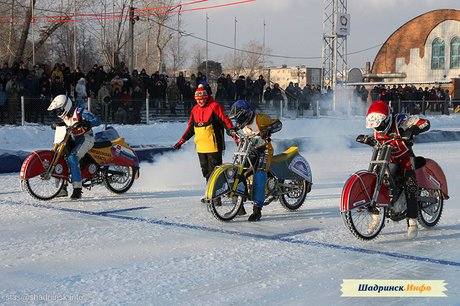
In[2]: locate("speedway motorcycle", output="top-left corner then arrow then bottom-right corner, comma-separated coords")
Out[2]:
20,126 -> 140,200
204,132 -> 313,221
340,135 -> 448,240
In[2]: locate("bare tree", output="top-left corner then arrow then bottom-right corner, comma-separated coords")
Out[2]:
190,44 -> 205,73
138,0 -> 179,73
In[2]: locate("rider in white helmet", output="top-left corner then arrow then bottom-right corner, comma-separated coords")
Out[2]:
47,94 -> 101,199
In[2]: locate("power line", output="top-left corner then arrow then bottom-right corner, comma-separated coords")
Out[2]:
0,0 -> 383,62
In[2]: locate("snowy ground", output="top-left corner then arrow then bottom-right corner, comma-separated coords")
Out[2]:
1,114 -> 460,305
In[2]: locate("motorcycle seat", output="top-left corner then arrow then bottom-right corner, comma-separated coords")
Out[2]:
93,141 -> 112,148
272,146 -> 299,163
415,156 -> 426,169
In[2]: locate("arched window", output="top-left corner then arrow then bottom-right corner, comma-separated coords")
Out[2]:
431,38 -> 445,70
450,37 -> 460,69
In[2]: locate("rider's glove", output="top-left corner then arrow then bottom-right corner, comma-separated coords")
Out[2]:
75,120 -> 92,129
356,134 -> 376,146
227,127 -> 238,136
232,134 -> 239,146
260,130 -> 272,142
174,138 -> 186,150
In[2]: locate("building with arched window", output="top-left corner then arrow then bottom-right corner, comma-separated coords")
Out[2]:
369,9 -> 460,98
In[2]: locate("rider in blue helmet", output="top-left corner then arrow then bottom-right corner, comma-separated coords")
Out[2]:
229,100 -> 282,221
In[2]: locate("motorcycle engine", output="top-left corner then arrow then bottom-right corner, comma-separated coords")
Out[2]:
88,163 -> 98,175
392,192 -> 407,214
266,177 -> 276,193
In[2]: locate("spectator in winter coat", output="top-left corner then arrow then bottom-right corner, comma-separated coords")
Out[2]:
271,83 -> 284,117
182,81 -> 194,116
0,83 -> 6,123
24,70 -> 40,122
75,78 -> 87,108
176,71 -> 186,101
97,81 -> 112,121
256,75 -> 266,103
166,81 -> 180,115
5,75 -> 23,125
111,75 -> 124,94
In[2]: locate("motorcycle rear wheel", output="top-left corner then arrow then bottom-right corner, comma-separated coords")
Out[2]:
103,165 -> 135,194
210,193 -> 244,222
418,188 -> 443,228
342,206 -> 385,241
279,179 -> 308,210
23,175 -> 65,201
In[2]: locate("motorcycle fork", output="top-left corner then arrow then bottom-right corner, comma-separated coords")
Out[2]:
43,134 -> 70,179
369,146 -> 392,208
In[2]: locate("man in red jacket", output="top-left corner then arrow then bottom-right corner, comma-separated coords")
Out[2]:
175,84 -> 237,184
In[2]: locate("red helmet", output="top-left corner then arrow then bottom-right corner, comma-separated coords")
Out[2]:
366,100 -> 392,134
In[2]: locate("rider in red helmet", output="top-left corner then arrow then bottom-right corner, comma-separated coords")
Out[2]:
358,100 -> 430,239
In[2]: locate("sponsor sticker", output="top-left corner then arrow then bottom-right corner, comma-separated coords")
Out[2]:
341,279 -> 447,297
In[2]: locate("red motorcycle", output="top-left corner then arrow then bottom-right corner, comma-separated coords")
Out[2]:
340,135 -> 449,240
20,126 -> 140,200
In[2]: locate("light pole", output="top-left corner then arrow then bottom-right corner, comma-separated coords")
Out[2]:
73,0 -> 77,69
233,17 -> 237,76
262,20 -> 265,71
31,0 -> 35,65
176,4 -> 182,76
205,13 -> 209,79
128,0 -> 135,73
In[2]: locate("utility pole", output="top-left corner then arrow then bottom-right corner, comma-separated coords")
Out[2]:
31,0 -> 35,65
112,1 -> 115,68
128,0 -> 135,73
176,4 -> 182,76
233,17 -> 237,76
73,0 -> 77,69
262,20 -> 266,75
205,13 -> 209,79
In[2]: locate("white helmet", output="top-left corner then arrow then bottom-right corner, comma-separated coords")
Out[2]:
48,95 -> 72,119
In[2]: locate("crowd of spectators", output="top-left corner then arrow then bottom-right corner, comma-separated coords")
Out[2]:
1,60 -> 455,126
355,84 -> 453,115
0,60 -> 328,125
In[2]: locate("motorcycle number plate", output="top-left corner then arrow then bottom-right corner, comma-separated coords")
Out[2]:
54,126 -> 67,144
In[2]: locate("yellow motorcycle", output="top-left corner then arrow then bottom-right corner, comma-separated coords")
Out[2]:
204,133 -> 313,221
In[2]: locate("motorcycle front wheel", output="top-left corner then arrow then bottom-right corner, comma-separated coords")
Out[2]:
418,188 -> 444,228
210,193 -> 244,222
279,179 -> 308,210
103,165 -> 136,194
341,206 -> 385,241
22,175 -> 65,201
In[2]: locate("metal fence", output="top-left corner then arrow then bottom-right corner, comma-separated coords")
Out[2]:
1,96 -> 458,127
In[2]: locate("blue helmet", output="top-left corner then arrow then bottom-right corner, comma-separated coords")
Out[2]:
229,100 -> 255,129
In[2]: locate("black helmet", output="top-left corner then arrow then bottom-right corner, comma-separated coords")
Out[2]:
229,100 -> 255,129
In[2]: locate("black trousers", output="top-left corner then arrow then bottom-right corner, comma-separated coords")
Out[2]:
198,152 -> 223,182
404,169 -> 419,219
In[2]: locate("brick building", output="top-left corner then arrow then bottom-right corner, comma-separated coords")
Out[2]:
370,9 -> 460,98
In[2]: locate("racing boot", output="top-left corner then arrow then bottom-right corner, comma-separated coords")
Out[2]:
367,213 -> 381,234
70,188 -> 82,200
248,205 -> 262,222
407,218 -> 418,239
